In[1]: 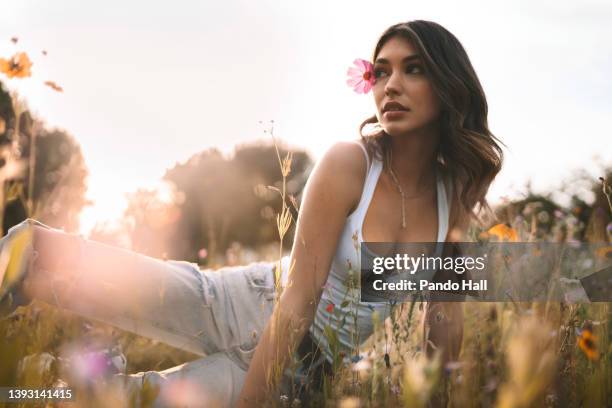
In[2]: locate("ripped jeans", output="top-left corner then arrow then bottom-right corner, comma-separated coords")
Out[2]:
1,218 -> 291,407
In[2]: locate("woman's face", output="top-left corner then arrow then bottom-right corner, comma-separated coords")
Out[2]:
372,36 -> 442,137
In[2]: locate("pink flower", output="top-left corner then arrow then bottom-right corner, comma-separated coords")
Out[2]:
346,58 -> 375,94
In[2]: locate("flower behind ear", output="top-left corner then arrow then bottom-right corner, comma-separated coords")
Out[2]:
346,58 -> 375,94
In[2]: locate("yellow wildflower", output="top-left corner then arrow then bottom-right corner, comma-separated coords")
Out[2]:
0,52 -> 33,78
577,326 -> 599,361
487,223 -> 518,242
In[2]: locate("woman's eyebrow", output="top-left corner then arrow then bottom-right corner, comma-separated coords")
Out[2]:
374,54 -> 421,65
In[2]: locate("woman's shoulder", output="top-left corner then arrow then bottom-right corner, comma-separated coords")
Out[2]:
318,140 -> 369,179
312,140 -> 370,212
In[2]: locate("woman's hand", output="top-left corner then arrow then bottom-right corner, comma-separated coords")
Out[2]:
235,141 -> 368,407
422,301 -> 464,364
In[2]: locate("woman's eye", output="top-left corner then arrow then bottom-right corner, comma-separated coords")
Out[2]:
406,64 -> 424,74
373,65 -> 423,79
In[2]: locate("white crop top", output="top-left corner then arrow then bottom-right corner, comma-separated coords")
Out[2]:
280,140 -> 453,363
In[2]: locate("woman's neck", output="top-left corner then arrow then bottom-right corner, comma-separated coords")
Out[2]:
387,124 -> 440,195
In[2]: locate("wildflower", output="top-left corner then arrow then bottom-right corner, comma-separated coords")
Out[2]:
44,80 -> 63,92
594,246 -> 612,259
487,223 -> 518,242
0,52 -> 33,78
60,345 -> 127,386
198,248 -> 208,259
577,323 -> 599,361
326,302 -> 334,313
346,58 -> 375,94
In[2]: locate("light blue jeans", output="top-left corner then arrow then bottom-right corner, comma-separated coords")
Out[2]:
1,218 -> 288,407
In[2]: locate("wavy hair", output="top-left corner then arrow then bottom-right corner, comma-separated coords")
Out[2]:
359,20 -> 505,230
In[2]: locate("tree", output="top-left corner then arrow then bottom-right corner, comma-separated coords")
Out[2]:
0,82 -> 90,234
124,141 -> 313,264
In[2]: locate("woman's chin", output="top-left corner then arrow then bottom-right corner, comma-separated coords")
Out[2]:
383,123 -> 412,137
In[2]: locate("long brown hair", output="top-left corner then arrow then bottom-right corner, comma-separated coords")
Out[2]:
359,20 -> 505,232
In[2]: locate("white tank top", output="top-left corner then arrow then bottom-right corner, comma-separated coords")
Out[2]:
280,140 -> 452,363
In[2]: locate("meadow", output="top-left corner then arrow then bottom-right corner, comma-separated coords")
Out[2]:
1,51 -> 611,407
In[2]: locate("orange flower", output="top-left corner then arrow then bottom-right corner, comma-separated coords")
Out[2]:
0,52 -> 33,78
594,246 -> 612,259
487,223 -> 518,242
577,328 -> 599,361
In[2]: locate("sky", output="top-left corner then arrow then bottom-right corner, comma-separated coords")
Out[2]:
1,0 -> 611,236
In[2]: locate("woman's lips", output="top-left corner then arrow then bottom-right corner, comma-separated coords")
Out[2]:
383,110 -> 408,120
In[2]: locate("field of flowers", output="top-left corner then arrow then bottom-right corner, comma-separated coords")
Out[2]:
1,49 -> 611,407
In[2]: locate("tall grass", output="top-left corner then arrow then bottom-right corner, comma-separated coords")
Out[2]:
0,113 -> 610,407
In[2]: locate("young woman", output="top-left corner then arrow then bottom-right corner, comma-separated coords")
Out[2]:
0,20 -> 503,407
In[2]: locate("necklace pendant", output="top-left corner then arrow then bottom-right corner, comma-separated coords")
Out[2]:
401,199 -> 406,229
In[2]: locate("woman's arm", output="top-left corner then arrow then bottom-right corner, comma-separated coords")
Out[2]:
236,142 -> 367,407
422,191 -> 471,364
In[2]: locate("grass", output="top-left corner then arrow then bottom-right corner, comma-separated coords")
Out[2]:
0,113 -> 611,406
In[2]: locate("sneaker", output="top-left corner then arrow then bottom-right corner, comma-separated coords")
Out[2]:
0,218 -> 50,316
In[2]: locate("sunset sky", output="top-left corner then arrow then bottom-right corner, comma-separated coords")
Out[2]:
1,0 -> 611,235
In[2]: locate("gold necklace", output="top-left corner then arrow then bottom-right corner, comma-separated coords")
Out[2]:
385,148 -> 435,229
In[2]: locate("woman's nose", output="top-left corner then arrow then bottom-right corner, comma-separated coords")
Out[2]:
384,72 -> 402,96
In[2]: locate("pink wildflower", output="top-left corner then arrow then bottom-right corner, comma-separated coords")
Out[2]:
346,58 -> 375,94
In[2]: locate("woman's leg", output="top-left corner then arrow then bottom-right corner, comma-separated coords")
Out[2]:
2,218 -> 284,405
113,352 -> 248,408
110,257 -> 282,407
1,218 -> 277,359
99,258 -> 283,407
